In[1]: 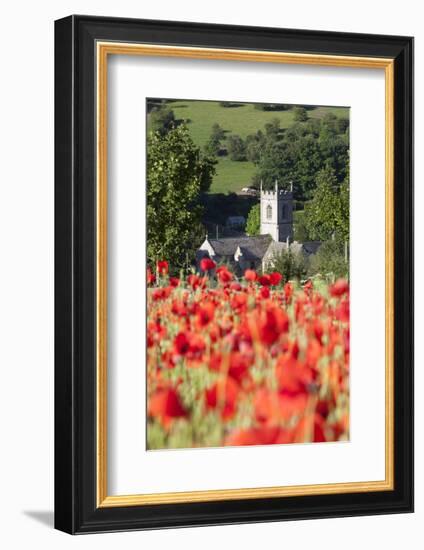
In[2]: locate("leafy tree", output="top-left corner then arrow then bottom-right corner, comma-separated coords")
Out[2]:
204,123 -> 226,157
253,114 -> 349,201
303,166 -> 349,243
147,124 -> 215,271
293,210 -> 311,242
336,174 -> 350,243
303,166 -> 339,241
270,248 -> 308,281
293,106 -> 308,122
227,134 -> 246,161
148,107 -> 175,136
308,240 -> 348,280
245,204 -> 260,236
211,123 -> 225,141
264,118 -> 280,139
245,130 -> 266,163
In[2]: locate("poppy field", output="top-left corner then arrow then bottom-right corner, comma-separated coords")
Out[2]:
147,259 -> 349,450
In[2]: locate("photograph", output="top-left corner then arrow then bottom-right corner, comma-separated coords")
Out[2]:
146,97 -> 351,450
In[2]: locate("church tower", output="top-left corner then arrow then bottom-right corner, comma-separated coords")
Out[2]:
260,181 -> 293,242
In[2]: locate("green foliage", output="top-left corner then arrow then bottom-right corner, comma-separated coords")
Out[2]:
245,130 -> 266,163
227,134 -> 246,161
148,106 -> 175,136
264,118 -> 281,139
147,124 -> 215,271
293,106 -> 308,122
203,123 -> 226,157
293,210 -> 311,242
254,114 -> 349,201
308,240 -> 349,281
211,123 -> 225,141
245,203 -> 260,236
269,248 -> 308,281
303,166 -> 349,243
167,99 -> 349,194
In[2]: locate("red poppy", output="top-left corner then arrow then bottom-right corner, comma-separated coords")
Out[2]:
259,286 -> 270,299
303,279 -> 313,296
196,302 -> 215,327
148,388 -> 187,428
244,269 -> 258,282
231,292 -> 247,311
169,277 -> 180,287
269,272 -> 283,286
284,282 -> 293,303
216,266 -> 233,283
157,260 -> 169,276
258,306 -> 289,345
293,413 -> 327,443
228,351 -> 251,384
225,426 -> 281,446
152,287 -> 172,301
173,331 -> 205,360
330,278 -> 349,297
147,267 -> 156,285
258,274 -> 271,286
200,257 -> 216,272
187,274 -> 204,289
205,377 -> 239,420
276,356 -> 314,395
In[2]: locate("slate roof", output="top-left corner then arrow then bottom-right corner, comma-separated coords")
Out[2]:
208,235 -> 272,261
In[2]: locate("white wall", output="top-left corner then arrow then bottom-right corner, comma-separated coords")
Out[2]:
0,0 -> 421,548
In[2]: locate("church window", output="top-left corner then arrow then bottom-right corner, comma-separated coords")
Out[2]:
266,204 -> 272,219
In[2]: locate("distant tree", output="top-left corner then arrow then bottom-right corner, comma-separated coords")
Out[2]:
204,137 -> 221,157
211,123 -> 225,141
293,106 -> 308,122
147,124 -> 215,271
245,130 -> 266,163
204,123 -> 226,157
336,174 -> 350,243
336,117 -> 349,134
245,204 -> 260,236
270,248 -> 308,281
148,107 -> 175,136
264,118 -> 280,139
293,210 -> 311,242
303,166 -> 349,243
308,239 -> 348,280
227,134 -> 246,161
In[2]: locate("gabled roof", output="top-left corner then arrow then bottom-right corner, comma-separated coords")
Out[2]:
208,234 -> 272,260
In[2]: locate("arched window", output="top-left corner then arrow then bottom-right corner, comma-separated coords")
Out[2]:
266,204 -> 272,219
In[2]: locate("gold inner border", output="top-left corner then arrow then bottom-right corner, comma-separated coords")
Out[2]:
96,42 -> 395,508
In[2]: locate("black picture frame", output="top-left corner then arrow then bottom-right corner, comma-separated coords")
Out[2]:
55,14 -> 414,534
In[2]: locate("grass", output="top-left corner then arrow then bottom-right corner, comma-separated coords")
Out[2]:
151,99 -> 349,194
211,157 -> 257,194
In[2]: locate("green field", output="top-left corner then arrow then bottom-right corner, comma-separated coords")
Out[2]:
152,100 -> 349,194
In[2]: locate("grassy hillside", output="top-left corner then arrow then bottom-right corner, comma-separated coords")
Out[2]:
149,99 -> 349,195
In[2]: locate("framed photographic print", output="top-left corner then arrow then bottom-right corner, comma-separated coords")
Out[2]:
54,15 -> 414,533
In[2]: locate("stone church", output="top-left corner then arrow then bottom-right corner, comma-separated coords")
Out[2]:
196,182 -> 321,274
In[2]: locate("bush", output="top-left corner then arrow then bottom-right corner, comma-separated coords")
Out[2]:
245,204 -> 260,236
293,210 -> 311,242
293,106 -> 308,122
149,107 -> 175,136
308,239 -> 348,281
227,134 -> 246,161
269,248 -> 308,281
